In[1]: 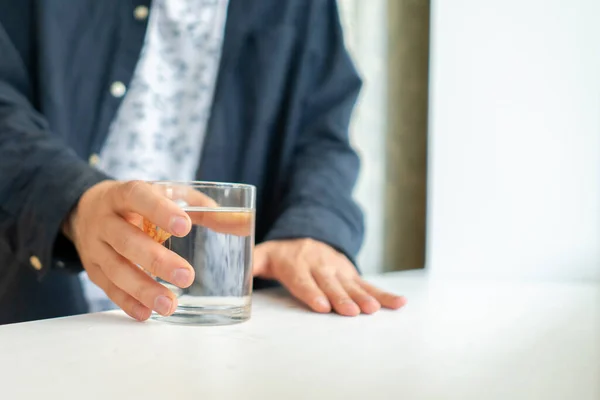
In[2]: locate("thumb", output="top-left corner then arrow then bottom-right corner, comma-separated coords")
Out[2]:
252,242 -> 271,277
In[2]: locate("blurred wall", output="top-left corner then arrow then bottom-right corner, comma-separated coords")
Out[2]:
384,0 -> 430,273
340,0 -> 430,274
339,0 -> 388,274
427,0 -> 600,281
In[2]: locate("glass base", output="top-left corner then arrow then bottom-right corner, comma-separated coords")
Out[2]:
151,304 -> 251,326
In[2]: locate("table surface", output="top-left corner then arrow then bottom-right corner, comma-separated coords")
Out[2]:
1,271 -> 598,400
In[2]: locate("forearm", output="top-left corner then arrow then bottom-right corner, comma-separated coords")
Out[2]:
265,0 -> 364,262
264,136 -> 364,261
0,23 -> 108,281
264,200 -> 363,263
0,89 -> 109,275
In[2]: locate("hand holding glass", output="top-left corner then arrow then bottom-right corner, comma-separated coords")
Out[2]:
143,181 -> 255,325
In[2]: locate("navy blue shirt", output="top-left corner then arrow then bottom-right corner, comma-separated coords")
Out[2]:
0,0 -> 364,324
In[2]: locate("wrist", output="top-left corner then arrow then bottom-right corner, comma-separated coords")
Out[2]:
61,179 -> 113,244
61,205 -> 79,243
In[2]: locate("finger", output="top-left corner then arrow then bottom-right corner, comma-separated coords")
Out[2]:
111,180 -> 191,237
98,242 -> 179,316
85,263 -> 152,321
188,210 -> 253,237
102,216 -> 195,288
173,185 -> 251,236
153,184 -> 253,236
313,268 -> 360,316
252,243 -> 271,278
151,183 -> 219,209
340,279 -> 381,314
182,186 -> 218,208
359,280 -> 407,310
148,183 -> 252,238
276,264 -> 331,313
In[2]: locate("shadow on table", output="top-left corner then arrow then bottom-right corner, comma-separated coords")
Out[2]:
89,311 -> 148,325
85,288 -> 309,325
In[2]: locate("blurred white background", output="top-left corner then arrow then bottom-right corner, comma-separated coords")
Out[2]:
427,0 -> 600,281
339,0 -> 388,274
340,0 -> 600,281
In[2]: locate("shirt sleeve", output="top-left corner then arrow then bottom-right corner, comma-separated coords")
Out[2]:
263,0 -> 365,265
0,20 -> 108,285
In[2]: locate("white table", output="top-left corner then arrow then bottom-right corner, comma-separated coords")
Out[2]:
1,271 -> 598,399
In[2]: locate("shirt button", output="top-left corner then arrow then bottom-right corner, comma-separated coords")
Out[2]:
30,256 -> 43,271
110,81 -> 127,98
56,260 -> 66,269
89,153 -> 100,166
133,5 -> 149,21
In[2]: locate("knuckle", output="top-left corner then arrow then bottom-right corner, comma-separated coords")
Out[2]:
132,283 -> 149,304
114,231 -> 132,253
99,220 -> 111,241
290,273 -> 310,288
314,265 -> 334,278
118,180 -> 144,205
346,286 -> 361,298
322,281 -> 338,293
335,267 -> 356,281
153,197 -> 170,217
338,276 -> 355,288
335,253 -> 353,268
336,297 -> 353,305
147,248 -> 166,276
100,255 -> 117,277
121,297 -> 140,317
300,238 -> 315,250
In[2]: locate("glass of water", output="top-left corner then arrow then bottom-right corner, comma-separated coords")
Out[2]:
145,181 -> 256,325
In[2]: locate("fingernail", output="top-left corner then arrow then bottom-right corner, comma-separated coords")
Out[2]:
395,296 -> 408,308
154,295 -> 173,316
173,268 -> 193,287
170,216 -> 189,236
338,299 -> 361,316
315,296 -> 330,310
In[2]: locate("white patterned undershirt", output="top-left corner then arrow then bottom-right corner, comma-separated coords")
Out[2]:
82,0 -> 229,312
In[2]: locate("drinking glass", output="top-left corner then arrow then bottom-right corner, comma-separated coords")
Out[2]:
143,181 -> 256,325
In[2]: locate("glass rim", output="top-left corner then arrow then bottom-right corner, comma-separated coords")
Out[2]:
148,180 -> 256,191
